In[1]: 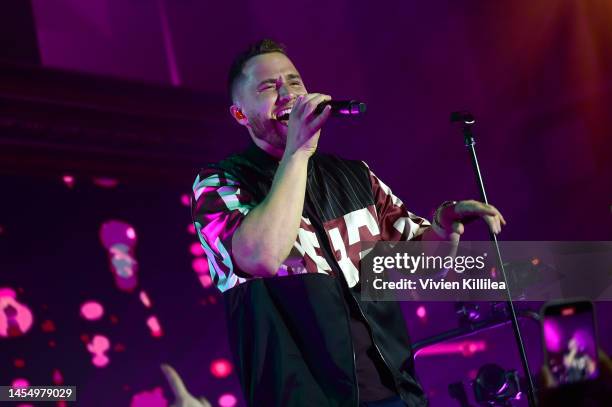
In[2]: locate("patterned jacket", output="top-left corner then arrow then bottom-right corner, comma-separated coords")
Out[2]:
192,142 -> 429,406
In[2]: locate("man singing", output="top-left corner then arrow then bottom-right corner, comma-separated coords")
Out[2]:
186,39 -> 505,407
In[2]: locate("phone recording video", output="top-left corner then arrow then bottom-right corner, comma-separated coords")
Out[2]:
542,300 -> 599,387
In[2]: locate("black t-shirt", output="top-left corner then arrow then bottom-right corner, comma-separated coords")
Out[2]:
345,290 -> 398,402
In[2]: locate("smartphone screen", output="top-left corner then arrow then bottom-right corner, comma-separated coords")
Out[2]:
542,301 -> 599,386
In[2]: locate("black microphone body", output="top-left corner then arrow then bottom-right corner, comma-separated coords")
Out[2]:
314,100 -> 367,117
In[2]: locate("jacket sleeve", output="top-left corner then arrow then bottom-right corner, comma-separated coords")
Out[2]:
364,162 -> 431,241
191,168 -> 257,292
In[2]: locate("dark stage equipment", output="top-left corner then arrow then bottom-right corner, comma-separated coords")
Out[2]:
0,0 -> 40,65
473,364 -> 521,406
0,63 -> 232,182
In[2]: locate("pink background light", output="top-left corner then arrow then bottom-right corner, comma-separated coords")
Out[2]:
191,258 -> 208,274
218,393 -> 237,407
543,319 -> 563,352
415,340 -> 487,358
186,224 -> 196,235
129,386 -> 168,407
86,334 -> 111,367
199,274 -> 212,289
0,287 -> 17,298
52,368 -> 64,384
180,194 -> 190,206
41,319 -> 56,332
12,378 -> 30,388
62,174 -> 75,188
139,291 -> 152,308
80,301 -> 104,321
100,220 -> 138,249
146,315 -> 163,338
92,177 -> 119,188
0,296 -> 34,338
210,358 -> 233,379
190,242 -> 205,256
126,227 -> 136,240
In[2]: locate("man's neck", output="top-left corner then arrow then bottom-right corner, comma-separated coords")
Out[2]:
251,136 -> 284,160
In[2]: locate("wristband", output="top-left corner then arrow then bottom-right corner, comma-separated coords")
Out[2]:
433,200 -> 458,231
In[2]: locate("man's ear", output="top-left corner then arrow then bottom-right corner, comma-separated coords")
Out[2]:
230,105 -> 249,126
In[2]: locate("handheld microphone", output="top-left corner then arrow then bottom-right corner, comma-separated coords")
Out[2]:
277,100 -> 367,120
314,100 -> 367,117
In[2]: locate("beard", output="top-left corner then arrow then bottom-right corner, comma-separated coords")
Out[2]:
248,113 -> 287,150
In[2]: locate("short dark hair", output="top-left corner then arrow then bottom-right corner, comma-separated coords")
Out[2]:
228,39 -> 287,101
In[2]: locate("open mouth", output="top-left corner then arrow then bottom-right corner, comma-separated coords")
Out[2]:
274,107 -> 293,124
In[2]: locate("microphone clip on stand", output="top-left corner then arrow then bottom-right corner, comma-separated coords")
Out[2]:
450,111 -> 538,407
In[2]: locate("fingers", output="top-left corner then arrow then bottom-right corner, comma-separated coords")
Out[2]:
486,204 -> 505,234
309,104 -> 332,130
481,209 -> 502,234
451,221 -> 464,235
292,93 -> 331,122
161,363 -> 189,398
456,200 -> 507,234
456,200 -> 495,216
287,94 -> 333,144
484,215 -> 502,234
303,94 -> 332,119
288,94 -> 307,119
486,204 -> 506,226
498,209 -> 507,225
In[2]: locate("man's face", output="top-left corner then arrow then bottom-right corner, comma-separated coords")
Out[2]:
232,52 -> 307,151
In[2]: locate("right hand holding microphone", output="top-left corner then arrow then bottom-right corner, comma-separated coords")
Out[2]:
283,93 -> 332,159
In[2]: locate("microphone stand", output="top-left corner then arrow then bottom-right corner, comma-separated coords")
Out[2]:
450,111 -> 538,407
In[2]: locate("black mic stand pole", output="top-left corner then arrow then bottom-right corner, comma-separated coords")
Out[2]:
450,111 -> 538,407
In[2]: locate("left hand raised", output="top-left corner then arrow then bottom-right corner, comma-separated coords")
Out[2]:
436,200 -> 506,237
